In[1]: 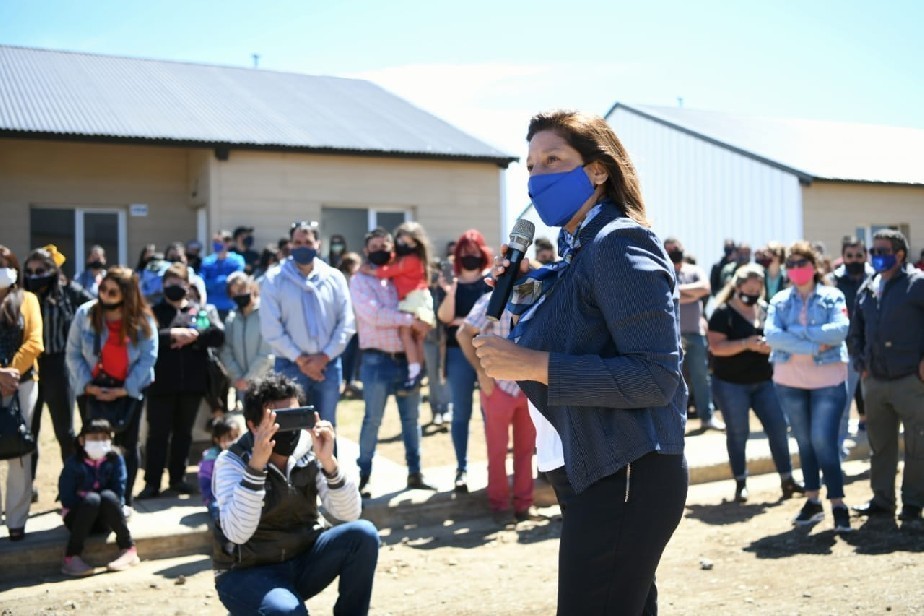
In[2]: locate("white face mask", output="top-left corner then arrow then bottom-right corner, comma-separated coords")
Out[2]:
84,440 -> 112,461
0,268 -> 17,289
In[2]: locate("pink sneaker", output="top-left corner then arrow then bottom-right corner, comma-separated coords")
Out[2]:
61,555 -> 94,577
106,547 -> 140,572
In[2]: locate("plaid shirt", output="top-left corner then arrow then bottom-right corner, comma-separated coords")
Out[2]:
463,293 -> 521,396
349,272 -> 414,353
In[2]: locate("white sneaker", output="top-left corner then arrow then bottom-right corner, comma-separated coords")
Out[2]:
702,417 -> 726,432
433,413 -> 444,426
107,547 -> 140,571
122,505 -> 134,519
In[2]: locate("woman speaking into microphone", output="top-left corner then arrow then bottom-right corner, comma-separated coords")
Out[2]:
474,110 -> 687,615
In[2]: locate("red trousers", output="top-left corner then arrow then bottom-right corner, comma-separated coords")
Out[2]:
480,385 -> 537,513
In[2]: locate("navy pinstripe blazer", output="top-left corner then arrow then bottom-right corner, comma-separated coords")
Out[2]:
516,202 -> 687,494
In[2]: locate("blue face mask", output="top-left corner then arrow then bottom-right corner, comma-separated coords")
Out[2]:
212,240 -> 226,253
291,246 -> 317,265
871,254 -> 897,273
527,165 -> 596,227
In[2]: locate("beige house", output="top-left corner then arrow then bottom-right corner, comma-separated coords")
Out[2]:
521,103 -> 924,268
0,45 -> 515,277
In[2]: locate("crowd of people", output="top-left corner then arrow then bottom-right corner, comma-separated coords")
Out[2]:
2,109 -> 923,614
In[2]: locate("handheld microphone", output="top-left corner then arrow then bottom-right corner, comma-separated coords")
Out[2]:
487,219 -> 535,321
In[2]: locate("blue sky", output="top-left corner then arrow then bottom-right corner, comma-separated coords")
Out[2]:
3,0 -> 922,229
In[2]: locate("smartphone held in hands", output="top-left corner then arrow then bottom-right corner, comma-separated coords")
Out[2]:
274,406 -> 317,432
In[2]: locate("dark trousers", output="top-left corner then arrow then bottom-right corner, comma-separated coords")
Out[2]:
546,452 -> 688,616
31,353 -> 76,476
64,490 -> 134,557
144,392 -> 202,489
76,395 -> 144,506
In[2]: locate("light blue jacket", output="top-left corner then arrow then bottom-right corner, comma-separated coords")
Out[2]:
65,300 -> 159,399
765,284 -> 849,365
259,258 -> 355,362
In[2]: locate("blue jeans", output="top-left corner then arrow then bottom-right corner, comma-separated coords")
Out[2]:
275,357 -> 342,427
423,337 -> 452,417
356,351 -> 422,478
215,520 -> 380,616
446,346 -> 479,473
341,335 -> 359,386
682,333 -> 714,422
839,358 -> 861,456
775,382 -> 847,499
712,378 -> 793,480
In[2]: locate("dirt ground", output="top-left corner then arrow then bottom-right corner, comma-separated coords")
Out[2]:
4,399 -> 924,614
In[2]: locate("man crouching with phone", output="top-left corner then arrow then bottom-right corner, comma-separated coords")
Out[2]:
212,373 -> 379,615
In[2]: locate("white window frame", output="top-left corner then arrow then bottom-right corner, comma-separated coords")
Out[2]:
855,223 -> 910,248
73,208 -> 128,274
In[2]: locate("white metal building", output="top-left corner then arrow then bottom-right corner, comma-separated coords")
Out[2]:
520,103 -> 924,270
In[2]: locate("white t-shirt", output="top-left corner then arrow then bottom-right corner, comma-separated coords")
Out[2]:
528,400 -> 564,472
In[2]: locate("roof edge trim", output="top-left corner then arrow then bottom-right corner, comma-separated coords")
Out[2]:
605,102 -> 816,184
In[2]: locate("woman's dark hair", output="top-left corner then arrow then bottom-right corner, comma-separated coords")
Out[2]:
164,242 -> 186,263
90,267 -> 154,343
136,244 -> 156,272
75,418 -> 116,459
258,245 -> 280,273
211,416 -> 240,443
453,229 -> 492,275
242,373 -> 305,427
788,241 -> 826,285
0,245 -> 24,328
526,109 -> 649,228
394,221 -> 432,270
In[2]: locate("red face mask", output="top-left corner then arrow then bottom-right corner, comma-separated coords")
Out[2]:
788,266 -> 814,286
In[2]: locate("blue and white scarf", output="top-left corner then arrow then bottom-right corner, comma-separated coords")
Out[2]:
508,202 -> 605,340
281,259 -> 323,340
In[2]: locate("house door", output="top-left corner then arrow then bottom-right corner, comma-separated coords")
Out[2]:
30,207 -> 127,279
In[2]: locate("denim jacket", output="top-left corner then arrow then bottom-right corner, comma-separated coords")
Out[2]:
65,300 -> 159,399
765,284 -> 849,365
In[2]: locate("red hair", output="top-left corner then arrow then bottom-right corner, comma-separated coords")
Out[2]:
452,229 -> 492,275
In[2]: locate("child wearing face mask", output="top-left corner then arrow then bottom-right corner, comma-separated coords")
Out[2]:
58,419 -> 140,576
367,222 -> 436,390
198,416 -> 241,524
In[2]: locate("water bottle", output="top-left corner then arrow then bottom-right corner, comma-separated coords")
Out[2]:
196,309 -> 210,330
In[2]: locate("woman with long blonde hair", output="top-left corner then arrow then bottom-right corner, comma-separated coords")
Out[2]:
66,266 -> 158,509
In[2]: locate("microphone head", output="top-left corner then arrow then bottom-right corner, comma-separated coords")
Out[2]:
508,219 -> 535,253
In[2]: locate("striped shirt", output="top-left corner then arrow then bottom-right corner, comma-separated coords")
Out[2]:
213,437 -> 362,546
349,272 -> 414,353
41,284 -> 88,355
463,293 -> 520,397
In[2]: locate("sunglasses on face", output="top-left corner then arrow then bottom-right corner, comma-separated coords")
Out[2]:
99,286 -> 121,298
24,267 -> 48,276
843,252 -> 865,260
785,258 -> 810,269
869,247 -> 894,256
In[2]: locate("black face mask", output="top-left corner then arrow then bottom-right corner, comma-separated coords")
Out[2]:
845,261 -> 866,277
394,243 -> 416,257
667,249 -> 684,264
459,255 -> 483,271
738,292 -> 761,306
367,250 -> 391,266
724,246 -> 735,258
24,273 -> 56,294
88,260 -> 105,270
232,293 -> 252,309
756,257 -> 773,269
163,285 -> 188,302
99,300 -> 124,311
272,430 -> 301,457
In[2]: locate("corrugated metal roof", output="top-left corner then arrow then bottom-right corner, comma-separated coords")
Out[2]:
0,45 -> 516,166
607,103 -> 924,185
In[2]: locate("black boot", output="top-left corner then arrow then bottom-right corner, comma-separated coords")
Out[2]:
734,479 -> 748,503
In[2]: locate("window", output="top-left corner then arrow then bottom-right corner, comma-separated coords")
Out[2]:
855,223 -> 910,248
320,206 -> 412,257
30,207 -> 127,279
